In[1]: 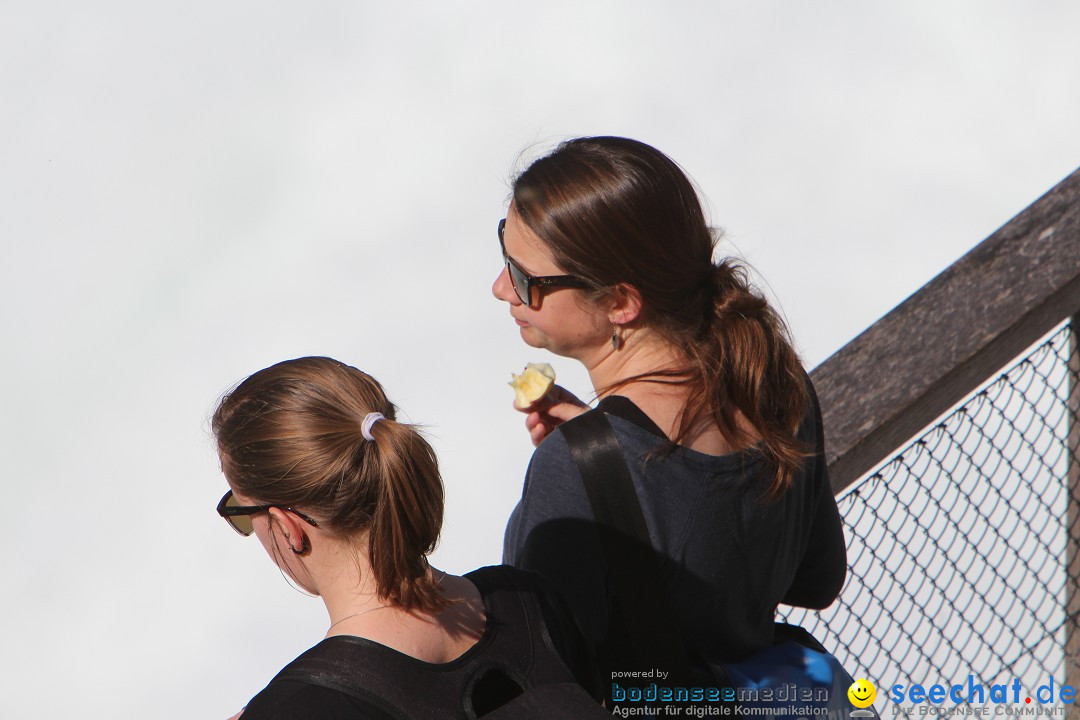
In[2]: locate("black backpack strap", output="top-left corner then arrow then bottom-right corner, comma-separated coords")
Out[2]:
273,645 -> 406,719
559,409 -> 691,684
277,568 -> 609,720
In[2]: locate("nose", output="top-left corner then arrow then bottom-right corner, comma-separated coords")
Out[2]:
492,264 -> 521,305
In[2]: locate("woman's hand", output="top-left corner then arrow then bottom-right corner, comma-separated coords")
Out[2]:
519,385 -> 589,446
226,709 -> 244,720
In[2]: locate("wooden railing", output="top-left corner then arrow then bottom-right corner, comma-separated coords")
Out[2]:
808,165 -> 1080,706
812,167 -> 1080,493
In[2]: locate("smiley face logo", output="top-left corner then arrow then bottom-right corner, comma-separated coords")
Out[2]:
848,678 -> 876,708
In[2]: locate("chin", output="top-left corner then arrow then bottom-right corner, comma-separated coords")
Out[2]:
519,327 -> 545,349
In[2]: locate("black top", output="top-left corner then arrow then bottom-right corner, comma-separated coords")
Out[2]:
238,566 -> 601,719
503,386 -> 846,672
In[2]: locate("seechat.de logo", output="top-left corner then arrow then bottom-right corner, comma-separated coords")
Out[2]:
849,678 -> 877,717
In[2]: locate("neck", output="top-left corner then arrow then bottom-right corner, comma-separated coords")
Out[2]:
580,327 -> 741,454
583,326 -> 685,399
302,535 -> 388,628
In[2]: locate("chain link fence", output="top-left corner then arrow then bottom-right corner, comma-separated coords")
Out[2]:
781,320 -> 1080,716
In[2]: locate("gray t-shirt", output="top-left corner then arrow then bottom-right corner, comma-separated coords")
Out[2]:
502,392 -> 846,670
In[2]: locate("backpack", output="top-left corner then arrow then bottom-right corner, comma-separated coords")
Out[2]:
561,408 -> 870,719
270,565 -> 611,719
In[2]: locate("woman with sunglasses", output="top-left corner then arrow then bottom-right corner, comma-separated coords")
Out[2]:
212,356 -> 605,719
494,137 -> 847,694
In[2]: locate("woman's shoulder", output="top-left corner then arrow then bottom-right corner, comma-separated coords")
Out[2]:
522,405 -> 662,513
521,420 -> 591,507
537,400 -> 663,459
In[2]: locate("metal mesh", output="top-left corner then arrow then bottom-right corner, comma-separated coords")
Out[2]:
780,320 -> 1080,715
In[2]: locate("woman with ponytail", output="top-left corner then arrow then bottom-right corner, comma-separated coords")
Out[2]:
212,357 -> 604,719
493,137 -> 848,692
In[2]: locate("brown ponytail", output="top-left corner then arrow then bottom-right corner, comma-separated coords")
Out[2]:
687,260 -> 810,498
363,418 -> 446,612
212,356 -> 448,613
512,137 -> 811,498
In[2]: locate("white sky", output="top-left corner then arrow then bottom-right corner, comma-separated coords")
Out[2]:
2,2 -> 1078,717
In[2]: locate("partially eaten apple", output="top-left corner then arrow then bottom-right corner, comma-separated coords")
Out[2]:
509,362 -> 556,409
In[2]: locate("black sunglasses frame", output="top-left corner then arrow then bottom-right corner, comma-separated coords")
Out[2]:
498,218 -> 592,308
216,489 -> 320,537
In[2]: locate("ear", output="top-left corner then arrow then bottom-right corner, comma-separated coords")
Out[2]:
607,283 -> 644,326
267,507 -> 310,554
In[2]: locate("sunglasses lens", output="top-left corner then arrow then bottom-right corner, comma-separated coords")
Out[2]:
506,259 -> 532,306
229,516 -> 254,536
499,218 -> 534,307
224,493 -> 255,536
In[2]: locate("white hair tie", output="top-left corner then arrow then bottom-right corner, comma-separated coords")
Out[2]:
361,412 -> 385,442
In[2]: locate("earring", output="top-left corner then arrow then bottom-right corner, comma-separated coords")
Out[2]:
611,327 -> 621,350
291,535 -> 310,556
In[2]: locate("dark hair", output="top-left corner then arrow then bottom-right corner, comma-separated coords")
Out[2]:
212,356 -> 447,613
512,136 -> 810,498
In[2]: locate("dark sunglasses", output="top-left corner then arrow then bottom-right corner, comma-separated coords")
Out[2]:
498,218 -> 592,307
216,489 -> 320,537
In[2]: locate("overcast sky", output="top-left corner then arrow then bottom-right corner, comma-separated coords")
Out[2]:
2,2 -> 1079,717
